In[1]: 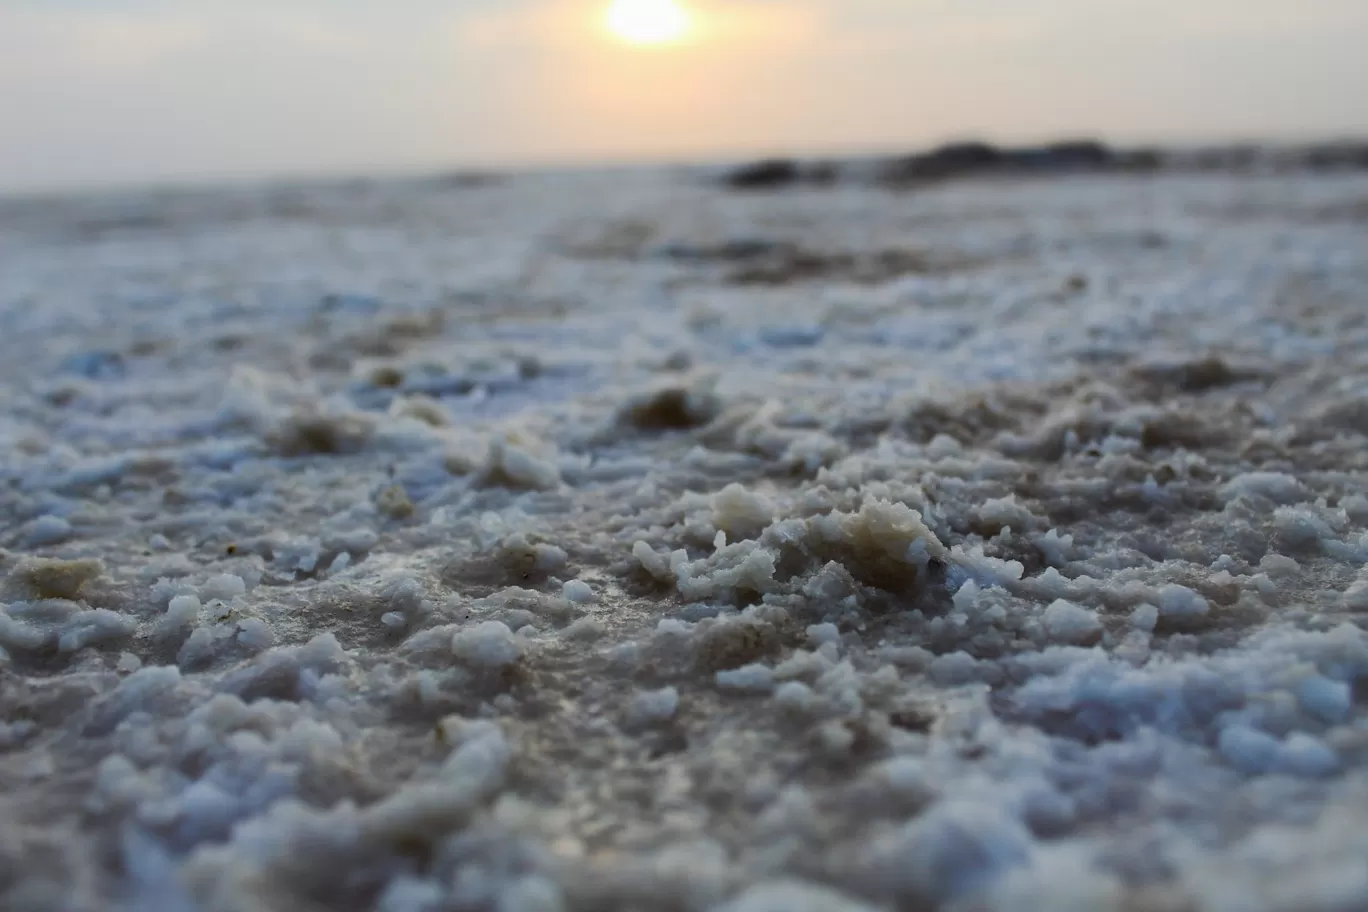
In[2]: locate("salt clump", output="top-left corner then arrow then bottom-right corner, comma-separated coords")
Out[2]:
625,686 -> 680,728
561,579 -> 595,603
1041,599 -> 1102,644
1156,584 -> 1209,620
452,621 -> 522,669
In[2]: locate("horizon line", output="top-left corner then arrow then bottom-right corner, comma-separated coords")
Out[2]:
4,131 -> 1367,203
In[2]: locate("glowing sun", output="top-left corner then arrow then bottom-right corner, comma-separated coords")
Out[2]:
605,0 -> 693,46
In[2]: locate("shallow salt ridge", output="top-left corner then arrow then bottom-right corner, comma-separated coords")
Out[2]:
1,169 -> 1368,910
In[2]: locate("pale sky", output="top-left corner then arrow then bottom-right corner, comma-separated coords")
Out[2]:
1,0 -> 1366,192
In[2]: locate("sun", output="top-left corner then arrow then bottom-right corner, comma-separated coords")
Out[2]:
605,0 -> 693,46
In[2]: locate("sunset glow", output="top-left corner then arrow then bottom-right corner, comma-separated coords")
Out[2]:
605,0 -> 692,46
1,0 -> 1365,191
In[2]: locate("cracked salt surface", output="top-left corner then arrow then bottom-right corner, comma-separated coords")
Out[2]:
2,168 -> 1368,910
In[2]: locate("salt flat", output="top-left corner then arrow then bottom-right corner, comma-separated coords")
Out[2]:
2,166 -> 1368,911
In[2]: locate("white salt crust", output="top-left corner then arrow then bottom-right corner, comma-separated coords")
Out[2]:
1,167 -> 1367,911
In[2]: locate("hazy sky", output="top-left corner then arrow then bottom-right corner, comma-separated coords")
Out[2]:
2,0 -> 1366,192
